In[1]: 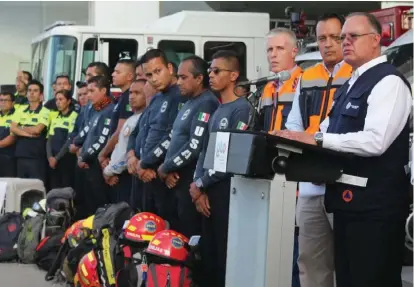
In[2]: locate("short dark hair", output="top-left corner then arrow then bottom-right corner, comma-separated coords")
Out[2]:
317,13 -> 345,27
76,81 -> 87,89
348,12 -> 382,35
236,75 -> 251,93
182,55 -> 209,88
141,49 -> 169,67
55,89 -> 72,101
55,74 -> 71,84
117,59 -> 136,73
87,62 -> 110,79
28,80 -> 44,94
212,50 -> 240,73
22,71 -> 32,82
87,75 -> 111,97
0,91 -> 15,102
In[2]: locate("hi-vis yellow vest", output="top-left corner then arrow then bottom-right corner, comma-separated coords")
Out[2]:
299,62 -> 352,134
260,66 -> 303,132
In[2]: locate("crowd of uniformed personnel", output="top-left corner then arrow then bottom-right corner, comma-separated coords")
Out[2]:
0,47 -> 252,287
0,11 -> 411,287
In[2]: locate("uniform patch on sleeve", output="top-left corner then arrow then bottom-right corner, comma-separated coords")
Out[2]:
126,104 -> 132,112
236,121 -> 248,130
104,118 -> 111,125
197,112 -> 210,123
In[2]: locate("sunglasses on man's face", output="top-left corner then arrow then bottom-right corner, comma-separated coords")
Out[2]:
208,67 -> 233,75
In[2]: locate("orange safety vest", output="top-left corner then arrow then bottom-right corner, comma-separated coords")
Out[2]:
299,62 -> 352,134
260,66 -> 303,132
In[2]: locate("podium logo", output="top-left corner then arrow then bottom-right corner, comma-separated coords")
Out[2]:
215,141 -> 228,157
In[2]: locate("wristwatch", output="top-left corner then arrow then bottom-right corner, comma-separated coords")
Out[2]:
314,132 -> 324,147
195,178 -> 204,189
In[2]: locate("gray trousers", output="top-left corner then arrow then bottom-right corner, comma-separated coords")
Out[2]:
296,195 -> 335,287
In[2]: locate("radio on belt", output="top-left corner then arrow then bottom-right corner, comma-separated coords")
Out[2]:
203,130 -> 351,287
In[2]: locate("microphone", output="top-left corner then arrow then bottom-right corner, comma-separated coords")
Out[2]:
237,71 -> 291,86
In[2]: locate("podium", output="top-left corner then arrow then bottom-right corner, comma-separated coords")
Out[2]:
203,130 -> 350,287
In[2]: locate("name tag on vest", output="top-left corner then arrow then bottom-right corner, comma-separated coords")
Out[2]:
31,118 -> 38,123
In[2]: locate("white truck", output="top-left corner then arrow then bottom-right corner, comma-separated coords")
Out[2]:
30,11 -> 270,101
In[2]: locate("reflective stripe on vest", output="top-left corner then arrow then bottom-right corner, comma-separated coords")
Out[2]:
299,62 -> 352,134
260,66 -> 302,132
48,110 -> 78,137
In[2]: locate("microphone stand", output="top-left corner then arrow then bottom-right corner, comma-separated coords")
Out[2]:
233,82 -> 266,132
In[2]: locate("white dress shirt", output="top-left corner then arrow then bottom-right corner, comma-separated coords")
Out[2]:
322,55 -> 412,158
285,61 -> 346,197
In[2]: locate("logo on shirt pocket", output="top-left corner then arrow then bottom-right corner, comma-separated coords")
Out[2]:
219,118 -> 228,129
160,101 -> 168,113
181,109 -> 191,120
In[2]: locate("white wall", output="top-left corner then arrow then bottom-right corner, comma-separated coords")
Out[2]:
0,1 -> 88,85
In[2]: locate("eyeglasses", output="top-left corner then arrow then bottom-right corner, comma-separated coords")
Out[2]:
340,32 -> 377,42
208,67 -> 233,75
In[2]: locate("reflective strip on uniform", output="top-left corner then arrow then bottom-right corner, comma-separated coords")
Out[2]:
260,97 -> 273,107
332,77 -> 349,86
336,174 -> 368,187
278,92 -> 295,103
300,78 -> 328,88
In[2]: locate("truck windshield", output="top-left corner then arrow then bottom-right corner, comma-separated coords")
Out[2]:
31,35 -> 78,101
384,43 -> 413,82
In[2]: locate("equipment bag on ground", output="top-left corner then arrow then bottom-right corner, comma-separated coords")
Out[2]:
93,202 -> 134,234
34,231 -> 65,271
17,213 -> 45,263
146,264 -> 192,287
46,187 -> 76,235
0,212 -> 23,262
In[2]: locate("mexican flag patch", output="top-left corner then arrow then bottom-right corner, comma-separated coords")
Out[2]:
105,118 -> 111,125
198,112 -> 210,123
236,121 -> 248,130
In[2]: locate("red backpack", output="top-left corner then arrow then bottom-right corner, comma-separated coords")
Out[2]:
146,264 -> 192,287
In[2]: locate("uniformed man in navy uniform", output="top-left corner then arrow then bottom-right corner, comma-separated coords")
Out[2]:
127,79 -> 157,212
157,55 -> 219,237
274,13 -> 412,287
191,50 -> 253,287
10,80 -> 50,185
0,92 -> 18,177
75,76 -> 114,217
138,49 -> 187,225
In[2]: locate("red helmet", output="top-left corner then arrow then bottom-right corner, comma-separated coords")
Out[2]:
63,219 -> 84,244
78,251 -> 101,287
146,230 -> 189,262
123,212 -> 167,243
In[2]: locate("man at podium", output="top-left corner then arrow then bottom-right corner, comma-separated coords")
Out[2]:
285,13 -> 352,287
274,12 -> 412,287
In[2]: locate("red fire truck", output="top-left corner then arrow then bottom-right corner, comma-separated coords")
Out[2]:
370,6 -> 413,46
